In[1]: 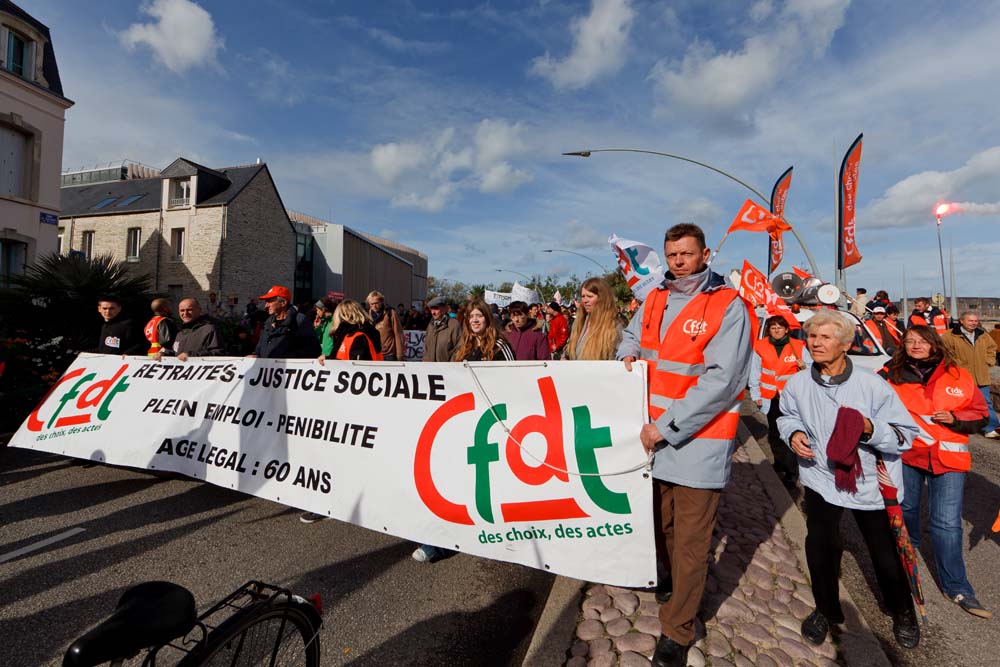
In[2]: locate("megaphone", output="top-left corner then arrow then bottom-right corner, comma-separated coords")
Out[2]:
771,273 -> 804,300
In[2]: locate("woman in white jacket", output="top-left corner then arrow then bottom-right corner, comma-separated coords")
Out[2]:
778,311 -> 921,650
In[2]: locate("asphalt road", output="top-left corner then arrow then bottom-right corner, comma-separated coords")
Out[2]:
0,446 -> 554,667
747,407 -> 1000,667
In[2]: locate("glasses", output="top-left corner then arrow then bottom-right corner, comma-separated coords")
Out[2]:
904,339 -> 930,347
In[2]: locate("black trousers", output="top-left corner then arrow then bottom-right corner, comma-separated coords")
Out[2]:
768,393 -> 798,479
803,487 -> 914,622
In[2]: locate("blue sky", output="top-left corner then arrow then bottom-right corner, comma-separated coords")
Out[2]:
33,0 -> 1000,298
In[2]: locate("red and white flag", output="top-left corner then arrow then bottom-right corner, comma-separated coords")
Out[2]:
838,134 -> 863,269
768,167 -> 793,273
727,199 -> 791,235
738,260 -> 800,329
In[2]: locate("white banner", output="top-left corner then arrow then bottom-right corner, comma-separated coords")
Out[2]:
403,330 -> 425,361
484,290 -> 513,308
610,234 -> 665,302
510,281 -> 541,305
12,355 -> 655,586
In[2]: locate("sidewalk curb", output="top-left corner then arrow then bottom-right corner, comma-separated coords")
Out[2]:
521,574 -> 585,666
738,421 -> 892,667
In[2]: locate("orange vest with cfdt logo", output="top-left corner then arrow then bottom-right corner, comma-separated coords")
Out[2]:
144,316 -> 165,357
638,287 -> 752,442
753,338 -> 805,400
890,365 -> 976,472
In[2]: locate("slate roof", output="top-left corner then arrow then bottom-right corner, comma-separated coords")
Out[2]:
60,164 -> 265,218
1,0 -> 65,98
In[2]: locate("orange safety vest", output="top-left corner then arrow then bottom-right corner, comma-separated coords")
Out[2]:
910,311 -> 948,334
889,366 -> 976,471
864,319 -> 900,349
336,332 -> 384,361
144,315 -> 166,357
754,338 -> 805,400
639,287 -> 754,441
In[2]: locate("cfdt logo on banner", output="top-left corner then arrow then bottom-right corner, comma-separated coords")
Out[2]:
27,364 -> 130,434
414,376 -> 633,526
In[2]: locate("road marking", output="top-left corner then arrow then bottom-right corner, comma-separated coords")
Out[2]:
0,527 -> 87,564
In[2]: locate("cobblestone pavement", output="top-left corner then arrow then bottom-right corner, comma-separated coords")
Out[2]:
565,445 -> 842,667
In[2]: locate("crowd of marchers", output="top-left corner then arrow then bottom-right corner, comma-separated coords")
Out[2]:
83,223 -> 999,667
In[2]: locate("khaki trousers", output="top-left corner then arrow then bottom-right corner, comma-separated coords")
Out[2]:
654,480 -> 722,645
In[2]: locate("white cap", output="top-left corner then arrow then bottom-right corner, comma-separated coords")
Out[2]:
873,306 -> 886,313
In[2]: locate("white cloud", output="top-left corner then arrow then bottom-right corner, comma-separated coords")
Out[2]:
120,0 -> 223,74
366,27 -> 449,54
649,0 -> 849,130
865,146 -> 1000,228
531,0 -> 635,90
473,119 -> 526,170
749,0 -> 775,22
563,219 -> 607,250
251,51 -> 304,106
677,198 -> 725,226
479,162 -> 532,193
391,182 -> 458,213
370,142 -> 428,184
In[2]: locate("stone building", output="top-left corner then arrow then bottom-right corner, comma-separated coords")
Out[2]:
60,157 -> 302,310
0,0 -> 73,284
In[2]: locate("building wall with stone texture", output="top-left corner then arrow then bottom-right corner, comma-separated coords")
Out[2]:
220,168 -> 295,306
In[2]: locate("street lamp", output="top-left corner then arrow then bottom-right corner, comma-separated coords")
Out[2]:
935,203 -> 951,312
563,148 -> 822,278
541,248 -> 610,274
496,268 -> 532,282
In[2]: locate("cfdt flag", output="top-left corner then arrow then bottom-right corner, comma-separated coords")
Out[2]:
609,234 -> 665,302
727,199 -> 791,235
768,167 -> 793,273
838,133 -> 863,269
738,260 -> 800,329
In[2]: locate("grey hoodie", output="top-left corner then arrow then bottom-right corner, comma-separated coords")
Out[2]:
617,268 -> 753,488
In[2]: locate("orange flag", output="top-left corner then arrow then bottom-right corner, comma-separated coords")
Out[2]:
792,266 -> 813,280
727,199 -> 791,235
738,260 -> 800,329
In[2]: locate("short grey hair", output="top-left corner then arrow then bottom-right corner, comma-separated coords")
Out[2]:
960,310 -> 979,320
803,311 -> 855,346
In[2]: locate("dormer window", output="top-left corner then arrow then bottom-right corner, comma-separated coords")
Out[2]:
2,27 -> 35,81
169,177 -> 190,208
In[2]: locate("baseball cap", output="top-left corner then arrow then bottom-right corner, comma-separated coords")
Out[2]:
872,306 -> 886,313
259,285 -> 291,301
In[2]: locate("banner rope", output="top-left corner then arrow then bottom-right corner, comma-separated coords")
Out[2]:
464,363 -> 652,477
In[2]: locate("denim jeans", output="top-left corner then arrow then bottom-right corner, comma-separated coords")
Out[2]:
979,386 -> 1000,433
901,464 -> 974,598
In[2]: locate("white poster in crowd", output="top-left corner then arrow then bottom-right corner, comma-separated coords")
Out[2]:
403,330 -> 425,361
510,282 -> 541,305
484,290 -> 513,308
11,354 -> 655,586
610,234 -> 665,302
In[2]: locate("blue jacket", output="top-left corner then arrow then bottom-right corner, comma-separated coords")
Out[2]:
778,358 -> 920,509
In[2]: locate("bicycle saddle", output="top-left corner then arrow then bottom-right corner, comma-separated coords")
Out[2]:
63,581 -> 197,667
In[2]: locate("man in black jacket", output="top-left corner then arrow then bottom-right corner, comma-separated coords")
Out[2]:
166,298 -> 225,360
97,297 -> 146,355
251,286 -> 320,359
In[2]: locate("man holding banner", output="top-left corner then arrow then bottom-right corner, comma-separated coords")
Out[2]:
618,223 -> 754,667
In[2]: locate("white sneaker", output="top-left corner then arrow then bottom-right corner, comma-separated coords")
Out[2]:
985,429 -> 1000,439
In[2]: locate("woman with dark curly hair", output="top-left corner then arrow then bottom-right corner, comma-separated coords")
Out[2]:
879,324 -> 991,618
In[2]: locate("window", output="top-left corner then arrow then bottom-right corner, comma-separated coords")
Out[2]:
126,227 -> 141,261
5,30 -> 27,78
169,178 -> 191,208
116,194 -> 146,207
91,196 -> 118,210
0,239 -> 27,286
170,228 -> 185,259
57,226 -> 64,254
81,231 -> 95,260
0,124 -> 30,199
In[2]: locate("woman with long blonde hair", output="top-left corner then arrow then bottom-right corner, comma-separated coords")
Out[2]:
566,277 -> 621,360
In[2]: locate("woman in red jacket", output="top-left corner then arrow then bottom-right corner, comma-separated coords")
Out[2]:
879,325 -> 990,618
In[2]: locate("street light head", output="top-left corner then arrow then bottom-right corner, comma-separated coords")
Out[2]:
562,151 -> 591,158
542,249 -> 554,253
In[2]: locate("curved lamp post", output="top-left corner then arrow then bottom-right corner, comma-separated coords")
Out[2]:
496,268 -> 532,282
563,148 -> 822,279
541,248 -> 610,274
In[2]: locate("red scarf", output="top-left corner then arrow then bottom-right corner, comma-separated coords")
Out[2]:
826,406 -> 866,493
